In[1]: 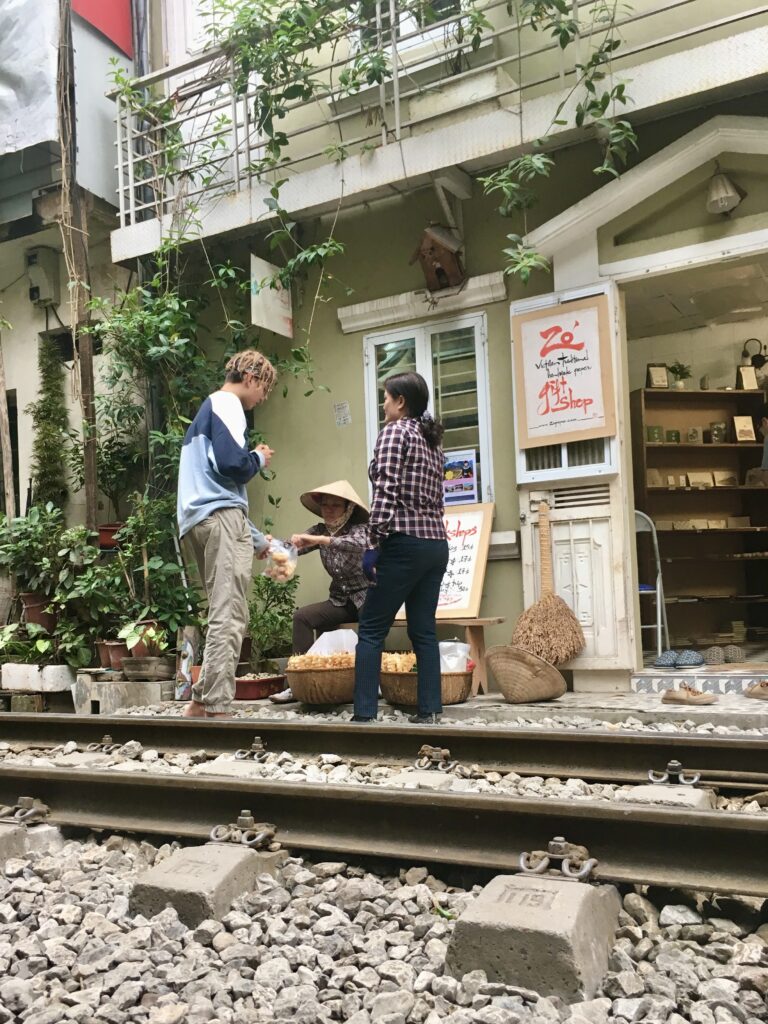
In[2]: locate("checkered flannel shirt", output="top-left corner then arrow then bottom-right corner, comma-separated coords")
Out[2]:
368,418 -> 447,546
298,522 -> 369,609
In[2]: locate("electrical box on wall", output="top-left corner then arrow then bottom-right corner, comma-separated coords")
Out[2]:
25,248 -> 60,308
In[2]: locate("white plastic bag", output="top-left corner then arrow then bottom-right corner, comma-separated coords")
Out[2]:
439,640 -> 470,673
307,629 -> 358,656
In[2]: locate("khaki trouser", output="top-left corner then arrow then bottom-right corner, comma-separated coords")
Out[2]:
185,508 -> 253,713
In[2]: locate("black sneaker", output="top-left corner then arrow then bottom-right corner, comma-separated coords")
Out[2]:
351,715 -> 376,723
408,713 -> 441,725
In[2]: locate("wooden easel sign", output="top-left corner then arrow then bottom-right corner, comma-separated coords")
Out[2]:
396,503 -> 494,621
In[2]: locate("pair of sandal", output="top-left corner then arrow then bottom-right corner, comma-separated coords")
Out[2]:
654,649 -> 705,668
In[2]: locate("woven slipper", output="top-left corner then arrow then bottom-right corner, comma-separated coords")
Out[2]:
675,649 -> 705,668
703,646 -> 725,666
724,644 -> 744,664
653,650 -> 678,668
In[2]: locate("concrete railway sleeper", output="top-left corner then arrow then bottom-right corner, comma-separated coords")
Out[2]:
3,713 -> 768,792
0,765 -> 766,897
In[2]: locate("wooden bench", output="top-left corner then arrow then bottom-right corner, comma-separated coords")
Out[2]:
338,616 -> 505,696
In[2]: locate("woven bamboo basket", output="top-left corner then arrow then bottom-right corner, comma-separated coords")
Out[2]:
485,645 -> 566,703
286,667 -> 355,704
380,671 -> 472,707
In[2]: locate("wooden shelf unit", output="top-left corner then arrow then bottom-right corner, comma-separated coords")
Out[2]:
630,387 -> 768,649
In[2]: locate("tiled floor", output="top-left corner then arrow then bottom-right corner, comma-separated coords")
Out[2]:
446,691 -> 768,728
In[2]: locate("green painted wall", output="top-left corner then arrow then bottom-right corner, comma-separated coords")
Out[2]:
216,91 -> 768,652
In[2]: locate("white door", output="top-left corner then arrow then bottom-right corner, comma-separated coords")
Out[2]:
511,283 -> 638,673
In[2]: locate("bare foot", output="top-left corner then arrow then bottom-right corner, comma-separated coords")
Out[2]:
183,701 -> 206,718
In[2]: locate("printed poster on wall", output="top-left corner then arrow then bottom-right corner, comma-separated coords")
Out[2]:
511,293 -> 615,449
443,449 -> 478,505
397,503 -> 493,621
251,254 -> 294,339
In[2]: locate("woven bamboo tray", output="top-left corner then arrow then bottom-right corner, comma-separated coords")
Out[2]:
486,645 -> 566,703
380,671 -> 472,707
286,667 -> 355,704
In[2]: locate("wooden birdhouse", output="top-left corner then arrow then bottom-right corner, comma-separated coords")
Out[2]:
411,225 -> 465,292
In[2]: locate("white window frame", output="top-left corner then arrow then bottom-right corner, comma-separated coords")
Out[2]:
363,311 -> 495,503
358,0 -> 462,53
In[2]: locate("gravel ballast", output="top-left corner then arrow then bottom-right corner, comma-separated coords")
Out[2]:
0,837 -> 766,1023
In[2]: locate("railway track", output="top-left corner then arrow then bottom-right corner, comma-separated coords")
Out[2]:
0,762 -> 766,896
3,712 -> 768,791
2,714 -> 767,895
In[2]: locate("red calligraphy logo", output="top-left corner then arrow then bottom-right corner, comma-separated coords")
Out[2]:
538,377 -> 594,418
538,322 -> 585,357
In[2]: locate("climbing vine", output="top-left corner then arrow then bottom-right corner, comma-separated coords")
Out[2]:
26,337 -> 70,508
112,0 -> 637,302
480,0 -> 637,280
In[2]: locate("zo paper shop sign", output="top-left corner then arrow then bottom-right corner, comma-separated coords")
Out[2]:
511,294 -> 615,448
396,503 -> 493,621
251,255 -> 293,339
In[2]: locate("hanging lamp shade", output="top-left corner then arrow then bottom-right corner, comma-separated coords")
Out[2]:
706,172 -> 743,215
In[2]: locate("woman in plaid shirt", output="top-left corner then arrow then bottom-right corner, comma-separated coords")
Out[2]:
353,372 -> 449,724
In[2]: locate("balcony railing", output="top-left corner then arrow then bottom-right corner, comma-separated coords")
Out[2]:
114,0 -> 768,229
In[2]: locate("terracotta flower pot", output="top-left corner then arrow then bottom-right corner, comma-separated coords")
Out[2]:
94,641 -> 112,669
190,665 -> 202,685
20,592 -> 57,633
98,523 -> 124,549
130,620 -> 160,659
105,640 -> 130,671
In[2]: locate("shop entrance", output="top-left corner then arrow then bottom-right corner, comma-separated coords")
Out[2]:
622,255 -> 768,677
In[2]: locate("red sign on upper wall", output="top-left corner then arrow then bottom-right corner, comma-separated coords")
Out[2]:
72,0 -> 133,58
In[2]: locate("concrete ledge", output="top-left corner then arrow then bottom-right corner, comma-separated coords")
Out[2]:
1,664 -> 75,692
73,675 -> 175,715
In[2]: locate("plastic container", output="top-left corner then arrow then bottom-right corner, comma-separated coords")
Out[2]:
263,539 -> 298,583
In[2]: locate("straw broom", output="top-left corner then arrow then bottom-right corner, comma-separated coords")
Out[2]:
511,501 -> 585,665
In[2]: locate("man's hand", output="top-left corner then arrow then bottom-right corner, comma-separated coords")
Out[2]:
254,443 -> 274,467
362,547 -> 379,583
256,534 -> 272,559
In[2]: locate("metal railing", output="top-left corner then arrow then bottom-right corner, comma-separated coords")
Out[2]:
114,0 -> 768,228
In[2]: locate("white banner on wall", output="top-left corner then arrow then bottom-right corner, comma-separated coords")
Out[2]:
251,255 -> 294,339
0,0 -> 59,157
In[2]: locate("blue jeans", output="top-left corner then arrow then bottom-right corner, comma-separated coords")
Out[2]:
354,534 -> 450,718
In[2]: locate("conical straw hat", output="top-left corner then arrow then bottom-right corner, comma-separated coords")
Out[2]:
300,480 -> 369,523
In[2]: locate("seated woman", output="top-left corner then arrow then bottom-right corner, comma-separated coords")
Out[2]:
271,481 -> 369,702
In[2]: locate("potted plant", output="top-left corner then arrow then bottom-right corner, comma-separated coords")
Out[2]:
0,503 -> 66,629
118,618 -> 175,681
668,361 -> 692,390
248,574 -> 299,672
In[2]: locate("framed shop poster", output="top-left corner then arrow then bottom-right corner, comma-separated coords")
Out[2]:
646,364 -> 669,388
512,294 -> 616,448
396,503 -> 494,620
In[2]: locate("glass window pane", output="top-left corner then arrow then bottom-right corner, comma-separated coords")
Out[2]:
374,338 -> 417,431
567,438 -> 607,467
525,445 -> 563,472
431,325 -> 480,501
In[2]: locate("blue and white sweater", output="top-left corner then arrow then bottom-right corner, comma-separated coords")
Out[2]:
177,390 -> 268,552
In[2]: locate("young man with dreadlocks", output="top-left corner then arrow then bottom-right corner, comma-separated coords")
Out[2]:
177,349 -> 277,718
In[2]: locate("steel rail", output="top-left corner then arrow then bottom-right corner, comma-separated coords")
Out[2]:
2,714 -> 768,790
0,764 -> 766,896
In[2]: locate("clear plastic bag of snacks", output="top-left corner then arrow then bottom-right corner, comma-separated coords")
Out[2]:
263,539 -> 298,583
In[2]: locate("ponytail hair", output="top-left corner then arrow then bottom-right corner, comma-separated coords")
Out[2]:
383,371 -> 445,449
